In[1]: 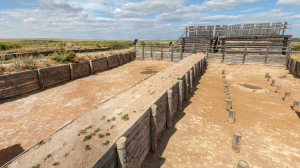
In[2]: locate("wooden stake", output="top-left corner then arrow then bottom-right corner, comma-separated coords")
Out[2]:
184,72 -> 189,99
222,70 -> 225,75
193,65 -> 197,84
224,85 -> 229,93
224,80 -> 227,87
167,90 -> 173,129
264,46 -> 269,65
225,92 -> 230,101
265,73 -> 269,78
271,79 -> 275,86
89,60 -> 93,74
70,63 -> 74,80
232,132 -> 242,153
267,76 -> 272,82
189,69 -> 193,93
222,75 -> 226,81
293,100 -> 299,111
151,44 -> 153,59
171,45 -> 174,61
284,92 -> 290,101
243,45 -> 247,65
237,160 -> 249,168
37,69 -> 44,89
150,104 -> 157,153
228,109 -> 235,124
276,85 -> 281,93
116,137 -> 127,168
161,45 -> 163,60
107,57 -> 110,70
226,99 -> 232,110
178,80 -> 184,111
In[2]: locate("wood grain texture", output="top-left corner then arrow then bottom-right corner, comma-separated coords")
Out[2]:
40,65 -> 71,88
0,70 -> 40,99
71,62 -> 91,79
108,55 -> 119,69
90,57 -> 108,73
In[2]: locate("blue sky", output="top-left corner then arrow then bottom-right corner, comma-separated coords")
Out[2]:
0,0 -> 299,40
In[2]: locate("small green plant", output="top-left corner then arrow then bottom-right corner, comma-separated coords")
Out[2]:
94,107 -> 98,109
99,134 -> 104,138
53,162 -> 60,166
64,153 -> 69,157
192,50 -> 197,54
177,78 -> 180,80
103,140 -> 110,146
44,61 -> 51,67
37,140 -> 45,146
101,116 -> 106,120
85,145 -> 91,150
83,134 -> 92,141
121,114 -> 129,120
94,128 -> 100,133
51,51 -> 76,63
107,119 -> 111,123
31,164 -> 40,168
110,125 -> 115,129
106,132 -> 110,136
112,117 -> 116,121
101,54 -> 105,57
133,111 -> 136,113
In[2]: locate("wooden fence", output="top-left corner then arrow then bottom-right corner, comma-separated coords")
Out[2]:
135,45 -> 192,61
287,57 -> 300,78
0,52 -> 135,99
92,57 -> 207,168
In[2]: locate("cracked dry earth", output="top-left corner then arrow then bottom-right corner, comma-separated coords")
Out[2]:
142,59 -> 300,168
0,60 -> 173,166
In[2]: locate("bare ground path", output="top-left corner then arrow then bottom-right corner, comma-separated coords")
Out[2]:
142,60 -> 300,168
0,60 -> 173,166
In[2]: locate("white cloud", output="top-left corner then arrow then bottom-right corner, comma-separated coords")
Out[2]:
239,7 -> 263,12
276,0 -> 300,6
200,0 -> 259,11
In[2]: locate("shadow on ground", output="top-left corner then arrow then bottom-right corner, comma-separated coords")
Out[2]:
0,144 -> 24,166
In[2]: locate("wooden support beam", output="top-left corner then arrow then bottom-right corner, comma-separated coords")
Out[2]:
150,104 -> 157,153
167,90 -> 173,129
116,137 -> 127,168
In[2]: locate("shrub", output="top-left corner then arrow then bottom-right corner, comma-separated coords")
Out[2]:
51,51 -> 76,63
192,50 -> 197,54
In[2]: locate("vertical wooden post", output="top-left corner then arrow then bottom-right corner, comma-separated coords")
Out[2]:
116,137 -> 127,168
222,45 -> 226,63
199,60 -> 202,75
228,109 -> 235,124
70,63 -> 74,80
193,65 -> 197,84
232,132 -> 242,153
276,85 -> 281,93
150,104 -> 157,153
222,70 -> 225,75
134,44 -> 136,58
142,45 -> 144,60
179,45 -> 182,61
243,45 -> 247,64
224,80 -> 227,87
89,60 -> 93,74
161,45 -> 163,60
167,90 -> 173,129
184,72 -> 189,100
225,92 -> 230,101
267,76 -> 272,82
206,45 -> 208,58
282,21 -> 287,35
193,44 -> 195,51
107,57 -> 110,69
197,61 -> 201,77
178,80 -> 183,111
151,44 -> 153,59
117,54 -> 121,65
237,160 -> 249,168
271,79 -> 275,86
265,73 -> 269,78
186,27 -> 188,37
171,45 -> 174,61
265,45 -> 269,65
37,69 -> 44,89
224,85 -> 229,92
293,100 -> 299,111
123,54 -> 126,64
226,99 -> 232,110
284,92 -> 290,101
189,69 -> 193,93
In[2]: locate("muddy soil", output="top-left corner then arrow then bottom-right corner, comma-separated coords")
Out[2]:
142,59 -> 300,168
0,60 -> 173,166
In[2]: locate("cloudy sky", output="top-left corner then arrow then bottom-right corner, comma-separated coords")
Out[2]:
0,0 -> 299,40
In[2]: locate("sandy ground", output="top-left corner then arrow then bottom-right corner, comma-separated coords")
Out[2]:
0,60 -> 174,166
5,53 -> 204,168
142,59 -> 300,168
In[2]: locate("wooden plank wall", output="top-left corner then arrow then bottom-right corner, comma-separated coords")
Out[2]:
40,65 -> 71,88
92,57 -> 208,168
286,58 -> 299,77
0,70 -> 40,99
124,53 -> 130,63
0,52 -> 136,100
119,54 -> 124,65
72,62 -> 91,79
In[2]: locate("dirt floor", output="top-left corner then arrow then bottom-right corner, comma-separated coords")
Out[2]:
0,60 -> 174,166
142,59 -> 300,168
5,53 -> 203,168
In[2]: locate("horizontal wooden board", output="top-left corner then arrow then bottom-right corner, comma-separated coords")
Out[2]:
41,65 -> 71,88
72,62 -> 91,79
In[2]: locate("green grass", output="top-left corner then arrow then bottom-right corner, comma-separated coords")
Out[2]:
103,140 -> 110,146
31,164 -> 40,168
99,134 -> 104,138
53,162 -> 60,166
51,51 -> 76,63
121,114 -> 129,120
83,134 -> 92,141
37,140 -> 45,146
0,42 -> 22,50
85,145 -> 91,150
106,132 -> 110,136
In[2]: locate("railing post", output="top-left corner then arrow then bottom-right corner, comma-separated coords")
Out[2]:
186,27 -> 188,37
243,45 -> 247,65
150,104 -> 157,153
189,69 -> 193,93
134,44 -> 136,59
265,45 -> 269,65
178,80 -> 183,111
206,45 -> 208,58
171,45 -> 173,61
151,44 -> 153,59
184,72 -> 189,100
116,137 -> 127,168
222,45 -> 225,63
142,45 -> 144,60
161,45 -> 163,60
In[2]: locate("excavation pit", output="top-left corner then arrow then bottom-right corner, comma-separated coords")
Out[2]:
232,82 -> 269,93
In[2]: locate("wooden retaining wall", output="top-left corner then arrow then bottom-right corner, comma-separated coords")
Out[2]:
286,58 -> 299,78
124,53 -> 130,63
92,57 -> 207,168
0,70 -> 40,99
136,52 -> 192,62
0,52 -> 136,100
